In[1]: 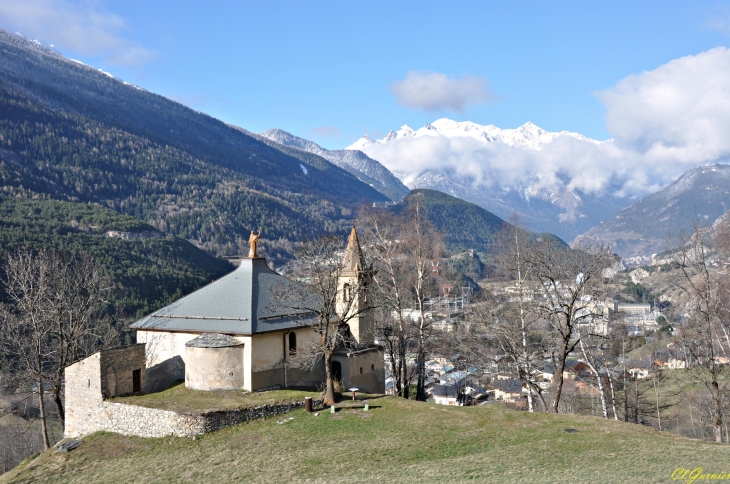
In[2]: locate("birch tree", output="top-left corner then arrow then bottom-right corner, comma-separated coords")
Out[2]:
399,196 -> 443,401
487,216 -> 549,411
523,237 -> 611,413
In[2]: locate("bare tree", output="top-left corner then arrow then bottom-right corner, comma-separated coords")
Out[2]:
0,250 -> 54,450
359,208 -> 414,398
399,196 -> 443,401
523,238 -> 611,413
43,251 -> 116,424
484,215 -> 549,412
671,225 -> 729,442
272,232 -> 374,406
0,249 -> 117,449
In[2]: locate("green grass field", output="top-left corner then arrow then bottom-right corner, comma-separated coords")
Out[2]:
3,395 -> 730,483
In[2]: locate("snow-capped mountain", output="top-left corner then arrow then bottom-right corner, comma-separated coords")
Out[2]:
346,118 -> 601,152
345,118 -> 627,241
260,129 -> 409,201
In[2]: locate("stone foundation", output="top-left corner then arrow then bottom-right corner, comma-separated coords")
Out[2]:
64,399 -> 323,439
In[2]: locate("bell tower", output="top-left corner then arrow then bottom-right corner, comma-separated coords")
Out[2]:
337,226 -> 374,345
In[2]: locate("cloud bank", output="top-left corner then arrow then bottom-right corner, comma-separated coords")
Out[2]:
368,49 -> 730,201
390,71 -> 492,112
0,0 -> 155,65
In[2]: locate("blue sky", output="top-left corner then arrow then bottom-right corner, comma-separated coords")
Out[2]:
2,1 -> 730,149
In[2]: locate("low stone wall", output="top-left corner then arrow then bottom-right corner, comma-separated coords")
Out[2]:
66,399 -> 323,439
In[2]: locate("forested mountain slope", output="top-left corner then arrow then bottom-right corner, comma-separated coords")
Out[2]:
386,189 -> 567,255
389,189 -> 503,253
0,29 -> 387,262
0,196 -> 232,316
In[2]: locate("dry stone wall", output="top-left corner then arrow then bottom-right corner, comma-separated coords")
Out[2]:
65,399 -> 323,439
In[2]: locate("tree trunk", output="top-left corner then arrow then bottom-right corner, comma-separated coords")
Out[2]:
580,339 -> 607,418
551,356 -> 565,413
653,374 -> 662,431
712,379 -> 723,443
323,351 -> 336,406
622,343 -> 628,422
607,373 -> 619,420
53,386 -> 65,425
415,335 -> 426,401
415,307 -> 427,401
634,380 -> 639,424
37,379 -> 51,451
401,339 -> 409,399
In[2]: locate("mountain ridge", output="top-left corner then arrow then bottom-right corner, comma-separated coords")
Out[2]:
0,28 -> 388,263
260,128 -> 409,201
346,118 -> 605,152
574,163 -> 730,257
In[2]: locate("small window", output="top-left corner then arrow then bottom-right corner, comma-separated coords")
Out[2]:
360,367 -> 363,374
132,369 -> 141,393
343,283 -> 351,302
289,332 -> 297,355
371,364 -> 375,372
87,379 -> 90,387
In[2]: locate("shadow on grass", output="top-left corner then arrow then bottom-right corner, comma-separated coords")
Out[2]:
327,405 -> 382,412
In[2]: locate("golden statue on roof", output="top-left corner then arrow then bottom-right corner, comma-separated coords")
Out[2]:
248,228 -> 262,258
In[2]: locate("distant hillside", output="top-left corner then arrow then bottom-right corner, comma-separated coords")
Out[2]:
387,189 -> 512,254
259,128 -> 410,201
0,196 -> 232,316
0,29 -> 387,263
575,164 -> 730,257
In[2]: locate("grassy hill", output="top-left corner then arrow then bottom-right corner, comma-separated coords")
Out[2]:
0,196 -> 233,316
1,396 -> 726,483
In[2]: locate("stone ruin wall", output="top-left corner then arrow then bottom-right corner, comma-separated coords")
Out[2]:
65,344 -> 146,438
65,343 -> 323,439
65,399 -> 324,439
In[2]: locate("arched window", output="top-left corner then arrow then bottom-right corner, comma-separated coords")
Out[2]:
343,283 -> 351,302
289,332 -> 297,355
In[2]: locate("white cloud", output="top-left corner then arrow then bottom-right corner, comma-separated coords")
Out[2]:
598,47 -> 730,166
390,71 -> 492,112
0,0 -> 155,65
363,49 -> 730,203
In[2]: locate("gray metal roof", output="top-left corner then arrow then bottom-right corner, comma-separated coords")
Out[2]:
185,333 -> 244,348
130,258 -> 319,334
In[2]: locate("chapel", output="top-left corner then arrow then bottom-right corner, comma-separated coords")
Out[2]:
130,227 -> 385,394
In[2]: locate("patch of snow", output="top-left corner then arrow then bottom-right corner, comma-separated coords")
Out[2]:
299,163 -> 308,175
98,68 -> 115,79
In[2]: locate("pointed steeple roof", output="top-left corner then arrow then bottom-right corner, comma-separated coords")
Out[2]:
342,226 -> 364,273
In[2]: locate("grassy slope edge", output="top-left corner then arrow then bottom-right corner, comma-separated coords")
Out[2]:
1,397 -> 723,484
